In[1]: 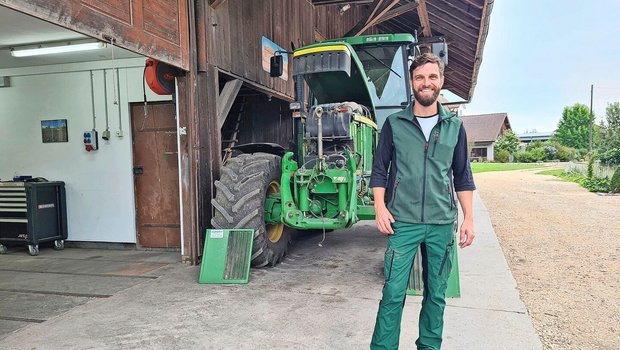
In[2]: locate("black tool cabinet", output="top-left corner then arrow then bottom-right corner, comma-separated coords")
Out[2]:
0,181 -> 67,256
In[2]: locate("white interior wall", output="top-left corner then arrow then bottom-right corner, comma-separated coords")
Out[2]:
0,58 -> 171,243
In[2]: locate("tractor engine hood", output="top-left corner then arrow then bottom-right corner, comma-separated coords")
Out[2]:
293,43 -> 373,108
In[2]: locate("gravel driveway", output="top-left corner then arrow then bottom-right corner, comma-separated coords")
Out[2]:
474,166 -> 620,350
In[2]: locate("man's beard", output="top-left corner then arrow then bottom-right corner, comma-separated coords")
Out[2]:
413,88 -> 440,107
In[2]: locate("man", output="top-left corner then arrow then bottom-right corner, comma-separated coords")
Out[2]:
369,53 -> 476,350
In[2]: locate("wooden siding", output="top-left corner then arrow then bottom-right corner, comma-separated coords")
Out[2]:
205,1 -> 373,100
0,0 -> 190,70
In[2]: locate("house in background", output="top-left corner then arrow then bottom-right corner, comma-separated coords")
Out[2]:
460,113 -> 512,161
518,131 -> 555,146
438,94 -> 465,116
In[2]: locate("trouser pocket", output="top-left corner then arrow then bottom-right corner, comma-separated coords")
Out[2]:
438,240 -> 454,277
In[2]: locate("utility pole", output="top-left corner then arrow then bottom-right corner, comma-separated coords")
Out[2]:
589,84 -> 593,152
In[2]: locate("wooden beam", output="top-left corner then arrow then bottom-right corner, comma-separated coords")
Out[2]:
461,0 -> 484,10
312,0 -> 374,5
426,2 -> 481,34
176,0 -> 200,265
344,0 -> 385,37
196,0 -> 207,72
468,0 -> 493,101
417,0 -> 432,37
354,0 -> 400,36
374,1 -> 419,25
202,64 -> 222,249
217,79 -> 243,129
366,0 -> 386,25
209,0 -> 226,9
427,0 -> 482,21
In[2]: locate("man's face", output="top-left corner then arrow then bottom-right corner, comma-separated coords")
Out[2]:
411,62 -> 444,107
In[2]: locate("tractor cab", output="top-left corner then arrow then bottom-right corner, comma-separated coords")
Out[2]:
291,33 -> 416,128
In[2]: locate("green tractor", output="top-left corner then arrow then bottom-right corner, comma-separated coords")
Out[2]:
211,33 -> 444,267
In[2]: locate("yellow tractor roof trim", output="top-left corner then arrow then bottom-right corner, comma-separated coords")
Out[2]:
353,115 -> 378,130
293,45 -> 351,58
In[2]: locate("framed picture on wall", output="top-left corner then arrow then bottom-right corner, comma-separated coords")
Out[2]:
41,119 -> 68,143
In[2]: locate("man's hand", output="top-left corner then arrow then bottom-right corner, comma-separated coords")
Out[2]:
459,217 -> 475,248
375,205 -> 395,235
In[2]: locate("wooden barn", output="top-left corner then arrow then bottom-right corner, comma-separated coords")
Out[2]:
0,0 -> 493,264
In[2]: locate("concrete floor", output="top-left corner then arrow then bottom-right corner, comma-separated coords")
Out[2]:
0,193 -> 542,349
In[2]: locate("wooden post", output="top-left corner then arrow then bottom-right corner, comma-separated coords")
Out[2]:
196,64 -> 221,261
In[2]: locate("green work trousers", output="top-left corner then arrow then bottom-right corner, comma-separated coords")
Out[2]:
370,222 -> 455,350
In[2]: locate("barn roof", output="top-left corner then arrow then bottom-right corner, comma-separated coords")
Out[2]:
461,113 -> 511,143
312,0 -> 494,102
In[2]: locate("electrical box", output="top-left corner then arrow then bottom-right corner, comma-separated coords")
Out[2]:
83,130 -> 98,152
0,76 -> 9,88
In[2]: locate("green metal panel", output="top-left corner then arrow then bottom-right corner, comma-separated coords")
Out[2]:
198,229 -> 254,284
406,232 -> 461,298
326,33 -> 416,46
356,205 -> 375,220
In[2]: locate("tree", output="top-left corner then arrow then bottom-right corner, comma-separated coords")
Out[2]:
606,102 -> 620,129
495,130 -> 520,153
600,102 -> 620,150
552,103 -> 594,149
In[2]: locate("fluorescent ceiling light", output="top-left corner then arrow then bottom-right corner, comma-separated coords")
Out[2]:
11,42 -> 107,57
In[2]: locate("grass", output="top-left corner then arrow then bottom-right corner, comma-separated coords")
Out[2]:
470,163 -> 545,173
537,168 -> 611,192
537,169 -> 564,176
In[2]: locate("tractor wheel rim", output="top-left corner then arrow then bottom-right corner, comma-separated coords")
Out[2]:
266,181 -> 284,243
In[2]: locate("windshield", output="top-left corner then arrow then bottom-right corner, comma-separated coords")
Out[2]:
355,45 -> 408,108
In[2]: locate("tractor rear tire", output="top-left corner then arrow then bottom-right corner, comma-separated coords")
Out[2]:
211,153 -> 291,267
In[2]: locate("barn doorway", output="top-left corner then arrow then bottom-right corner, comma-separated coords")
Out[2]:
131,102 -> 180,248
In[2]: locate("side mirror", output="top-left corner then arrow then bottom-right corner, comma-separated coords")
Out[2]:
431,42 -> 448,66
270,55 -> 283,77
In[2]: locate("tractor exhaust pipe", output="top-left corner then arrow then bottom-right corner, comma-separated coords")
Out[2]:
315,106 -> 324,170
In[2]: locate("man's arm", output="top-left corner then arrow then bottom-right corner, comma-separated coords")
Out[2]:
452,124 -> 476,248
456,190 -> 474,248
373,187 -> 394,234
370,120 -> 395,235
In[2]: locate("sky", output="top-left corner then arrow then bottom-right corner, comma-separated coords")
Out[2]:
459,0 -> 620,134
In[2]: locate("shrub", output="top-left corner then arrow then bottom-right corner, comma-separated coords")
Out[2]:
611,167 -> 620,193
530,148 -> 546,162
599,148 -> 620,165
495,130 -> 520,153
514,151 -> 532,163
514,148 -> 546,163
554,143 -> 576,161
495,149 -> 510,163
575,148 -> 589,161
544,145 -> 558,160
580,176 -> 610,192
526,140 -> 544,151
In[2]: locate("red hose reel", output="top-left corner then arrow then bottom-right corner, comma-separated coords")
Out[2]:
145,58 -> 180,95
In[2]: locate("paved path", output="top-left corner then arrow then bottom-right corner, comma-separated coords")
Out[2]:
0,193 -> 541,349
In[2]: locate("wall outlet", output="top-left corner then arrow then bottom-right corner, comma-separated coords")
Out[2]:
116,130 -> 124,138
83,130 -> 99,152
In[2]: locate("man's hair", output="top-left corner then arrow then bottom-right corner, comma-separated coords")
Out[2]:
409,52 -> 445,78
